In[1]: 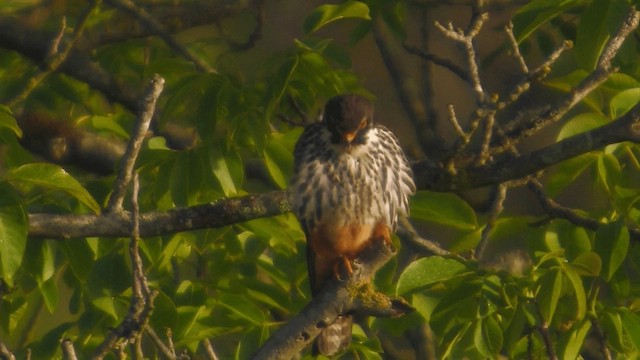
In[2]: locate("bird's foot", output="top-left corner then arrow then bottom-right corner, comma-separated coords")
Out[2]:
333,256 -> 354,281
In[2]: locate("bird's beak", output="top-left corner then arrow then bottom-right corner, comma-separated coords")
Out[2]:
343,132 -> 356,144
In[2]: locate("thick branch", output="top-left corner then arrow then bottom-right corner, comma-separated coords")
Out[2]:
28,190 -> 291,239
495,8 -> 640,151
415,101 -> 640,190
252,239 -> 412,360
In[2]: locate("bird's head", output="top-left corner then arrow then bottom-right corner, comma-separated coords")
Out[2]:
323,94 -> 374,151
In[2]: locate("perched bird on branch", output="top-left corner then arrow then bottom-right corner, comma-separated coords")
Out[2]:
291,94 -> 415,356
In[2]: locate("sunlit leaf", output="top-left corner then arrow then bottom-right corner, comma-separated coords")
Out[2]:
209,146 -> 242,197
610,88 -> 640,119
303,1 -> 370,34
512,0 -> 583,42
474,315 -> 503,358
396,256 -> 467,295
601,311 -> 625,352
7,163 -> 100,213
596,152 -> 621,194
558,319 -> 591,360
536,268 -> 562,323
263,135 -> 294,189
557,112 -> 608,141
561,265 -> 587,320
545,153 -> 598,197
170,150 -> 204,206
621,310 -> 640,352
92,296 -> 120,320
595,221 -> 629,281
90,115 -> 129,138
574,0 -> 627,71
218,293 -> 265,326
39,277 -> 59,313
0,105 -> 21,137
410,191 -> 477,230
0,185 -> 27,287
569,251 -> 601,277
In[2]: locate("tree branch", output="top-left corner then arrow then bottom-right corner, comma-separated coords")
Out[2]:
104,0 -> 216,73
494,8 -> 640,152
415,100 -> 640,190
28,190 -> 290,239
105,74 -> 164,213
251,239 -> 412,359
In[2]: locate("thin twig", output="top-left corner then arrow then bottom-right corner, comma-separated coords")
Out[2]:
61,339 -> 78,360
446,104 -> 468,142
93,174 -> 158,358
476,183 -> 507,260
372,17 -> 444,157
532,299 -> 559,360
145,327 -> 176,360
165,328 -> 176,357
434,12 -> 489,105
202,339 -> 220,360
590,316 -> 613,360
527,179 -> 601,232
105,73 -> 164,213
475,110 -> 496,165
402,42 -> 470,82
496,8 -> 640,152
505,22 -> 529,74
0,341 -> 16,360
105,0 -> 216,73
397,217 -> 458,258
6,1 -> 97,108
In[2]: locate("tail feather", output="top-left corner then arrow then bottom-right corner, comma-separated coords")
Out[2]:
314,315 -> 353,356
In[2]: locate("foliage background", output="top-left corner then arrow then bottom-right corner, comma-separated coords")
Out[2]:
1,0 -> 640,359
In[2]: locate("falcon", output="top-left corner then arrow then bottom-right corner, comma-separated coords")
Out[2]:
290,94 -> 416,356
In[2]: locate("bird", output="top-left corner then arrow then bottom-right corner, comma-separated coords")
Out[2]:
290,94 -> 416,356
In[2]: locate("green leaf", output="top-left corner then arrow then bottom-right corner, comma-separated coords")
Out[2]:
39,277 -> 58,313
217,293 -> 265,326
595,221 -> 629,281
558,319 -> 591,360
512,0 -> 584,42
561,265 -> 587,320
410,191 -> 477,230
396,256 -> 467,295
263,135 -> 294,189
7,163 -> 100,213
569,251 -> 601,277
621,310 -> 640,352
601,311 -> 625,352
209,146 -> 242,197
0,105 -> 21,137
265,55 -> 299,123
0,185 -> 27,287
303,1 -> 370,34
92,296 -> 120,320
575,0 -> 612,70
90,115 -> 129,138
596,152 -> 621,194
557,112 -> 608,141
474,315 -> 503,359
170,150 -> 204,206
610,88 -> 640,119
581,0 -> 630,70
545,153 -> 598,197
536,268 -> 562,323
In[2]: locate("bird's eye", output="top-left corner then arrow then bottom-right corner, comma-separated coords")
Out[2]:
359,118 -> 368,129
